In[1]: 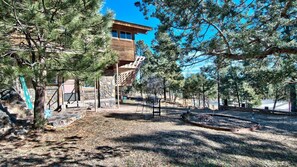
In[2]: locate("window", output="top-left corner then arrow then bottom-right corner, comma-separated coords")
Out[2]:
126,32 -> 132,39
120,31 -> 126,38
120,31 -> 132,40
111,30 -> 118,38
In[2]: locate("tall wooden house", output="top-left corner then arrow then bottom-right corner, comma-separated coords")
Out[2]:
48,20 -> 152,109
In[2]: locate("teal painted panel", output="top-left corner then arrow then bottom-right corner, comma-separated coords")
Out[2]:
19,76 -> 33,110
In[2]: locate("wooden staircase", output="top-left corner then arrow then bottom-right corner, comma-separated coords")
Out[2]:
117,56 -> 145,86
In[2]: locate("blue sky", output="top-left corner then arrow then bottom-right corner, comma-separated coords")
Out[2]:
102,0 -> 158,47
102,0 -> 206,76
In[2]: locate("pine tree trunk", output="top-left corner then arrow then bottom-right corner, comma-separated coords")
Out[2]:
97,80 -> 100,108
75,79 -> 80,101
168,89 -> 171,102
33,84 -> 46,129
217,68 -> 221,110
273,97 -> 278,110
231,67 -> 241,107
174,92 -> 177,102
290,83 -> 296,112
234,82 -> 241,107
163,78 -> 166,100
198,93 -> 201,108
203,84 -> 206,108
273,90 -> 278,110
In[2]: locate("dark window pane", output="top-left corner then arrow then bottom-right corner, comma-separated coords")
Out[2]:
112,30 -> 118,37
120,31 -> 126,38
126,32 -> 132,39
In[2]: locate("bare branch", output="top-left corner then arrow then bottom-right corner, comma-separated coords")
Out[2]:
202,18 -> 232,54
1,0 -> 12,8
207,46 -> 297,60
0,51 -> 16,58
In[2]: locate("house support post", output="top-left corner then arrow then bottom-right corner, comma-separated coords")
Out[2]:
57,76 -> 64,110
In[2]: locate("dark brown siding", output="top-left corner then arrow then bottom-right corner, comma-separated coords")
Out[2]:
111,38 -> 135,62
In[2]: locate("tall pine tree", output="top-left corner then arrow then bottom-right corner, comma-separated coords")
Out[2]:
137,0 -> 297,111
151,32 -> 183,100
0,0 -> 117,128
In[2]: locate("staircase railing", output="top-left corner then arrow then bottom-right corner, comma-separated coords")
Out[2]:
67,88 -> 76,104
47,89 -> 58,110
65,88 -> 80,108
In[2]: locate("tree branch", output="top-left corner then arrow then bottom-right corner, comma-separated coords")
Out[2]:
207,46 -> 297,60
0,51 -> 15,57
8,52 -> 33,67
202,18 -> 232,54
42,0 -> 47,14
281,0 -> 292,18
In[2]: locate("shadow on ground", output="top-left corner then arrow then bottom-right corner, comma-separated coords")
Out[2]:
112,129 -> 297,166
1,104 -> 297,166
0,133 -> 129,166
104,111 -> 185,125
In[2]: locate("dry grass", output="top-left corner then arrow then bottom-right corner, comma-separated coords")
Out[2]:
0,104 -> 297,166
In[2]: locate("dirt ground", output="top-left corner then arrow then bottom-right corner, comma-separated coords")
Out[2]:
1,104 -> 297,167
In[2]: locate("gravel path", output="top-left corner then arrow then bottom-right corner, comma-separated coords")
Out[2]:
0,104 -> 297,166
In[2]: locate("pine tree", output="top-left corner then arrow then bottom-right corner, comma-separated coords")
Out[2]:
0,0 -> 117,128
183,70 -> 216,108
151,32 -> 183,100
137,0 -> 297,59
133,40 -> 154,97
137,0 -> 297,111
242,55 -> 297,110
134,34 -> 184,100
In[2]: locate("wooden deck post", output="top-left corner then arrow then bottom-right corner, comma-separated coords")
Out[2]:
57,76 -> 64,109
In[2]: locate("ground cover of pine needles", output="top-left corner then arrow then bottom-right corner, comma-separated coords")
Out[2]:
0,105 -> 296,166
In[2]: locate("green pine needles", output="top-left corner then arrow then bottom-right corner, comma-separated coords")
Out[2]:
0,0 -> 117,128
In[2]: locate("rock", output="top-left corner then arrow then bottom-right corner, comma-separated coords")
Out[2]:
5,132 -> 16,140
0,89 -> 32,139
15,127 -> 29,135
0,89 -> 11,99
0,109 -> 13,138
18,134 -> 25,140
1,89 -> 25,106
0,88 -> 32,119
2,122 -> 31,140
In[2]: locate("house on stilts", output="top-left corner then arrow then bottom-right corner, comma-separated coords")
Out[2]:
27,20 -> 151,110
